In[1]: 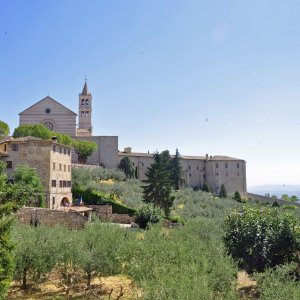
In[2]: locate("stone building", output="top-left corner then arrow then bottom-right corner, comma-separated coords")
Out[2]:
18,81 -> 247,196
0,137 -> 72,209
19,96 -> 77,136
118,148 -> 247,195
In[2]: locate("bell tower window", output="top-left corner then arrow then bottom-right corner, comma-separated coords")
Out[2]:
85,99 -> 89,106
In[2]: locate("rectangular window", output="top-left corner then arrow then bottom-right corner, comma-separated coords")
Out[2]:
53,162 -> 56,170
53,145 -> 56,152
64,148 -> 66,155
216,163 -> 219,168
237,172 -> 240,176
216,172 -> 219,176
68,149 -> 70,156
64,165 -> 66,172
52,197 -> 55,207
225,163 -> 228,168
59,164 -> 62,171
63,180 -> 67,188
189,166 -> 191,170
11,144 -> 18,151
4,144 -> 7,151
237,163 -> 240,169
59,180 -> 63,188
51,180 -> 56,187
67,181 -> 72,187
226,172 -> 228,176
6,161 -> 12,168
68,165 -> 70,172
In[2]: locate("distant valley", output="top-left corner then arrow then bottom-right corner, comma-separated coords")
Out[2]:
248,185 -> 300,199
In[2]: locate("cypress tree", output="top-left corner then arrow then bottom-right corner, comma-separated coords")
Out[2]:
219,184 -> 227,198
169,148 -> 183,190
202,182 -> 210,193
143,151 -> 174,217
118,156 -> 135,179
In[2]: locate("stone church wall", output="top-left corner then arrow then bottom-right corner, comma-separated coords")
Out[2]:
73,136 -> 118,168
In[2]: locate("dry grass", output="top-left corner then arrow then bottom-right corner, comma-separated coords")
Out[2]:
7,275 -> 140,300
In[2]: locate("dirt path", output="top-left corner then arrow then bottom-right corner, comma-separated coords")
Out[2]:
237,271 -> 259,299
7,275 -> 140,299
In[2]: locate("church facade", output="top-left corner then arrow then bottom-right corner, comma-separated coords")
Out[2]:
18,82 -> 247,196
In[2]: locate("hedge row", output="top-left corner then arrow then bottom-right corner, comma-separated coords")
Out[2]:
73,187 -> 137,215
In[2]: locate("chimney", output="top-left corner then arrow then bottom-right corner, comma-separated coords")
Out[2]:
124,147 -> 132,154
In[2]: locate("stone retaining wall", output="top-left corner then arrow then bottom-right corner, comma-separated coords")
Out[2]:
16,207 -> 88,229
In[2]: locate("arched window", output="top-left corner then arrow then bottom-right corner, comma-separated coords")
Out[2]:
81,99 -> 85,106
85,99 -> 89,106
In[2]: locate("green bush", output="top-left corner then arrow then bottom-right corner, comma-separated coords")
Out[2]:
255,263 -> 300,300
72,188 -> 136,215
134,205 -> 162,229
223,207 -> 300,272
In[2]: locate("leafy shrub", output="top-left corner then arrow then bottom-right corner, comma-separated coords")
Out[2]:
219,184 -> 227,198
134,205 -> 162,229
224,207 -> 300,272
255,263 -> 300,300
283,205 -> 297,210
233,191 -> 242,202
72,188 -> 136,215
272,200 -> 280,207
121,218 -> 238,299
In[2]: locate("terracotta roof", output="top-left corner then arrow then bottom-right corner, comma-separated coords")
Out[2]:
0,136 -> 72,148
118,151 -> 244,161
181,155 -> 206,160
118,152 -> 153,158
68,206 -> 93,213
6,136 -> 43,142
211,155 -> 243,161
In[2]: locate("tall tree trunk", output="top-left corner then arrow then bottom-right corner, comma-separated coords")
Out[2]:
87,271 -> 92,287
22,268 -> 27,290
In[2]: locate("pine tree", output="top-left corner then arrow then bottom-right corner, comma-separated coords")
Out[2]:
0,162 -> 18,299
169,148 -> 183,190
219,184 -> 227,198
233,191 -> 242,202
143,151 -> 174,217
118,156 -> 134,179
202,182 -> 210,193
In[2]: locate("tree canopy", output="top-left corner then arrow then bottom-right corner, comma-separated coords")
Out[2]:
13,124 -> 97,163
0,120 -> 10,137
143,151 -> 174,217
12,165 -> 45,207
72,140 -> 97,164
168,148 -> 183,190
219,184 -> 227,198
118,156 -> 135,179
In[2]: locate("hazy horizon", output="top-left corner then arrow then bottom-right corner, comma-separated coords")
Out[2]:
1,1 -> 300,187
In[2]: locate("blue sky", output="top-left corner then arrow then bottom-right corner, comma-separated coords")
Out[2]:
1,0 -> 300,187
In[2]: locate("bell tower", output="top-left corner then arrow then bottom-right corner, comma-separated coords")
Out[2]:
77,79 -> 92,136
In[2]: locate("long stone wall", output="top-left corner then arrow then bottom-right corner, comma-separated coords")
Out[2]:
15,207 -> 88,229
247,193 -> 300,207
